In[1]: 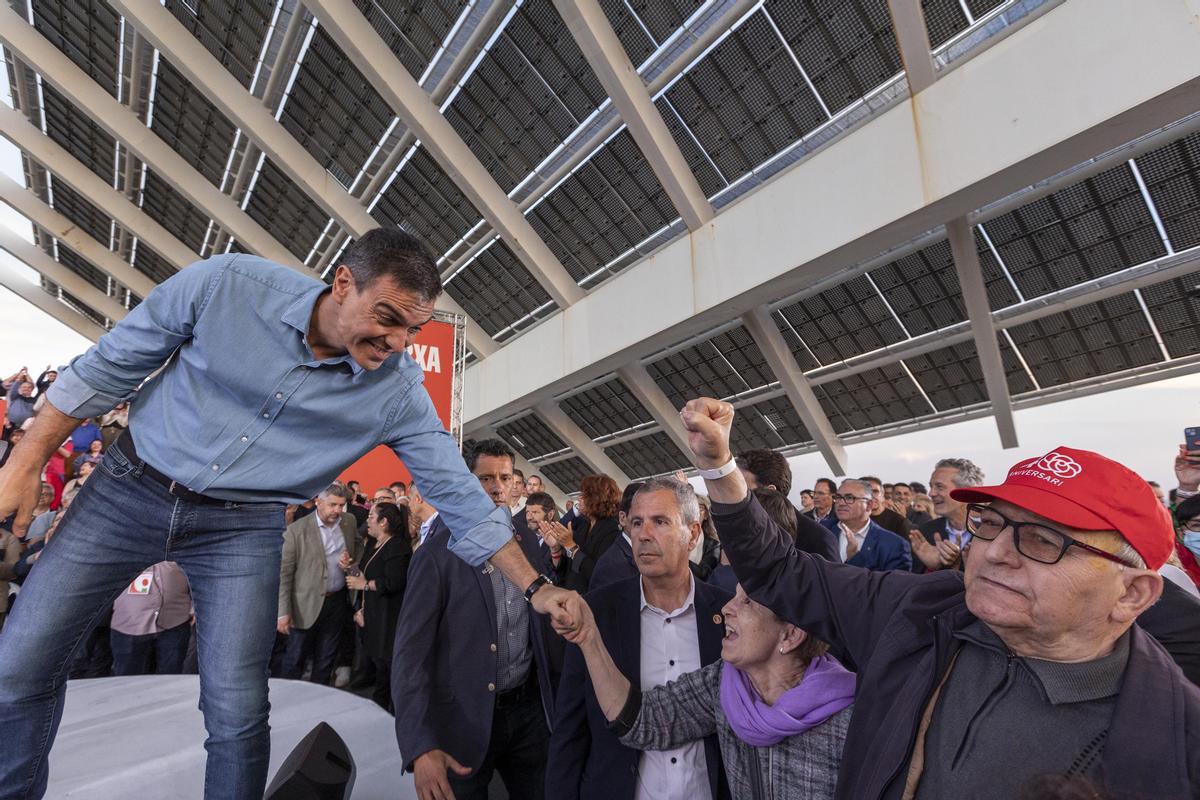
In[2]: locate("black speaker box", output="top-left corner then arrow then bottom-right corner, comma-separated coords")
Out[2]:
265,721 -> 356,800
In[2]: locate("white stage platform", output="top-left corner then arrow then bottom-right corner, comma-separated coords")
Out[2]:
48,676 -> 414,798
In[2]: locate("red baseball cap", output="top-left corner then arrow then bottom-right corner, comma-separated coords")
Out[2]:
949,446 -> 1174,570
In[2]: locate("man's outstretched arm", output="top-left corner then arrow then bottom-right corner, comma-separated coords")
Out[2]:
0,402 -> 82,537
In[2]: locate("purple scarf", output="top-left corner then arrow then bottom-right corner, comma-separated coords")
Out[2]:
719,654 -> 856,746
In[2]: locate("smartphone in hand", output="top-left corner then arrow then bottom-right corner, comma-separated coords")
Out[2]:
1187,427 -> 1200,453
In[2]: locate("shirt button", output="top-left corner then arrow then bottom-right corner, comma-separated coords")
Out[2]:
669,660 -> 675,666
487,683 -> 495,692
490,643 -> 497,652
665,619 -> 671,624
212,464 -> 219,471
262,412 -> 269,418
240,436 -> 248,442
275,392 -> 283,399
670,757 -> 677,764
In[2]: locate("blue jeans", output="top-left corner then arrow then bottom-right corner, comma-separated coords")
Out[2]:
0,443 -> 286,799
110,620 -> 191,676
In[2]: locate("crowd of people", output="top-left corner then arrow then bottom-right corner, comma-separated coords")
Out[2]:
3,359 -> 1200,799
1,229 -> 1199,800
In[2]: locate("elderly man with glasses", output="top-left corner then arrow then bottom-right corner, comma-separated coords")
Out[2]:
674,397 -> 1200,800
821,478 -> 912,571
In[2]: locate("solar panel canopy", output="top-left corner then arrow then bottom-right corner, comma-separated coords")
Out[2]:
3,0 -> 1199,492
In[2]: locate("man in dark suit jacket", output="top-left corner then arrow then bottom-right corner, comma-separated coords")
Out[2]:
587,481 -> 642,592
547,477 -> 732,800
393,439 -> 557,800
822,478 -> 912,571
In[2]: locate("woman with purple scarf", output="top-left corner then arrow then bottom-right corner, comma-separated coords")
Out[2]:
562,581 -> 854,799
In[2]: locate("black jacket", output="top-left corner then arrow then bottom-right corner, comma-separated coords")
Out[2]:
358,534 -> 411,662
714,493 -> 1200,800
565,516 -> 622,594
546,575 -> 732,800
590,533 -> 636,591
392,516 -> 556,774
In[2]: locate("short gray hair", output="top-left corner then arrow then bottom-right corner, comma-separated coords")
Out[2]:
935,458 -> 985,488
634,477 -> 700,528
318,483 -> 353,502
1114,540 -> 1147,570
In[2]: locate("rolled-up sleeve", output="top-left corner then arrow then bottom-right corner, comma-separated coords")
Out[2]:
385,383 -> 511,566
47,257 -> 225,419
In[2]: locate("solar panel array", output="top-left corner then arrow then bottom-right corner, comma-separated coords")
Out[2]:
4,0 -> 1199,489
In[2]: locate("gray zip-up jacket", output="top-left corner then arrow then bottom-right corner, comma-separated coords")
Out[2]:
619,659 -> 851,800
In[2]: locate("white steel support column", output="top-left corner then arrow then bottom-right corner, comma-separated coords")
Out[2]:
0,225 -> 128,322
0,172 -> 158,299
742,305 -> 848,474
301,0 -> 586,309
0,260 -> 105,341
534,401 -> 631,484
553,0 -> 714,230
947,216 -> 1018,448
886,0 -> 937,94
615,363 -> 695,465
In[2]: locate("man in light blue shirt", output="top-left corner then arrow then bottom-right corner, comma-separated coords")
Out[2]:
0,228 -> 574,799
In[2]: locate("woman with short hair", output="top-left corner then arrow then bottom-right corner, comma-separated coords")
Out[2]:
561,582 -> 854,799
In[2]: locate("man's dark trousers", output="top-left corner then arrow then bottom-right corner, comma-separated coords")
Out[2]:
447,673 -> 549,800
282,588 -> 349,685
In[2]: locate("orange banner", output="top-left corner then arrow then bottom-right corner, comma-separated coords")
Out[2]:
337,318 -> 460,495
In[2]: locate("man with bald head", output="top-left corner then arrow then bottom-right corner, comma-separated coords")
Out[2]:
677,396 -> 1200,800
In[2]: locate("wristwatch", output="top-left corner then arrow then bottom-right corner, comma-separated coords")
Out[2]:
523,574 -> 553,603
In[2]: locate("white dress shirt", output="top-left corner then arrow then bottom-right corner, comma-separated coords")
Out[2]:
636,576 -> 711,800
838,518 -> 871,562
316,515 -> 347,593
417,510 -> 440,547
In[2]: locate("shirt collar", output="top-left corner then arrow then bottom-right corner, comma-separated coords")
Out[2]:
955,619 -> 1131,704
419,511 -> 439,534
839,518 -> 872,539
639,573 -> 696,617
280,284 -> 365,375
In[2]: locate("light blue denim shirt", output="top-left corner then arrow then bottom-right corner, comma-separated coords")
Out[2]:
46,253 -> 510,566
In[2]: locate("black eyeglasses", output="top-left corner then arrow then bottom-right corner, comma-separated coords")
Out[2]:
1184,519 -> 1200,533
831,494 -> 869,504
965,504 -> 1134,567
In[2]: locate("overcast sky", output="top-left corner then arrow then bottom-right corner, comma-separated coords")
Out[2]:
2,65 -> 1197,496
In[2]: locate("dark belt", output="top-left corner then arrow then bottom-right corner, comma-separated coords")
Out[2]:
494,672 -> 537,710
114,432 -> 233,506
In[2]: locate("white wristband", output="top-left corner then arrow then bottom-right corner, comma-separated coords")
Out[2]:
696,459 -> 738,480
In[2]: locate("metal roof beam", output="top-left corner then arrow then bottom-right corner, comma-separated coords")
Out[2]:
886,0 -> 937,94
103,0 -> 496,358
741,305 -> 848,474
534,400 -> 631,484
0,225 -> 128,323
553,0 -> 713,231
947,216 -> 1017,448
301,0 -> 585,309
0,103 -> 199,269
0,171 -> 157,299
615,363 -> 694,465
461,0 -> 1200,428
0,260 -> 105,342
0,4 -> 304,270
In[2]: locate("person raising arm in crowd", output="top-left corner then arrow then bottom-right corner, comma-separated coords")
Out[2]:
675,396 -> 1200,800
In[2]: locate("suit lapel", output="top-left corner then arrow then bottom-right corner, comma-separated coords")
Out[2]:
694,586 -> 727,664
611,580 -> 642,686
474,561 -> 498,629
